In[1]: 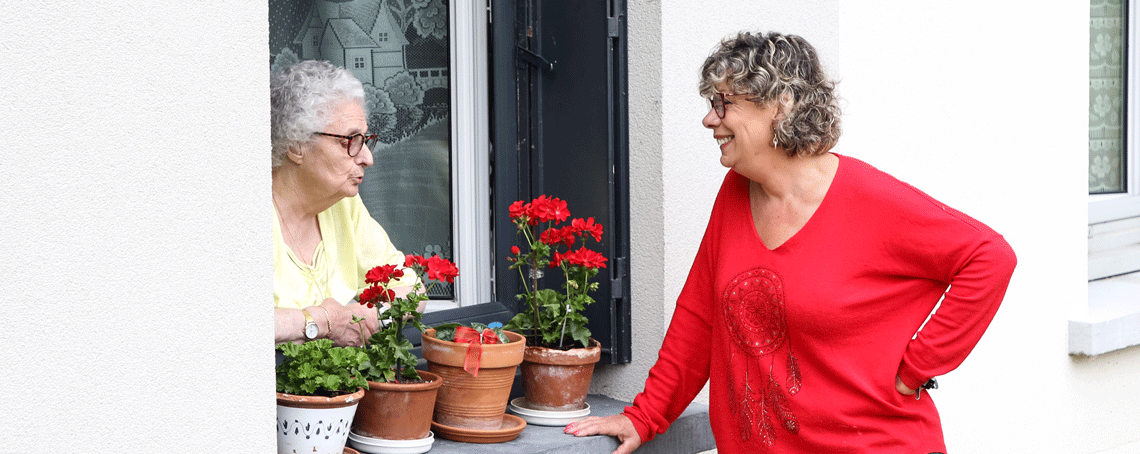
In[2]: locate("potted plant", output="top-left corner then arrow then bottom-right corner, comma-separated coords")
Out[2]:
504,195 -> 606,413
348,255 -> 457,452
421,320 -> 526,435
276,339 -> 368,454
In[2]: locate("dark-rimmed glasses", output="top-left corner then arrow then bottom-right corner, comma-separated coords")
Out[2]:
709,92 -> 752,119
313,132 -> 379,157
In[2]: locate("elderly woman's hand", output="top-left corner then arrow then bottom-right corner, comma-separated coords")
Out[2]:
316,298 -> 379,347
565,415 -> 642,454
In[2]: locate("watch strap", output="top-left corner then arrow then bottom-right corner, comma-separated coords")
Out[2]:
300,309 -> 319,339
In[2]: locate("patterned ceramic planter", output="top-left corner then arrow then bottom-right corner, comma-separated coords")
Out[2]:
276,388 -> 366,454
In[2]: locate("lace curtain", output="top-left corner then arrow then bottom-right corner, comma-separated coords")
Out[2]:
1090,0 -> 1127,194
270,0 -> 454,298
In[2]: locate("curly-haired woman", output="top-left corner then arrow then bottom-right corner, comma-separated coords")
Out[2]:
567,32 -> 1017,454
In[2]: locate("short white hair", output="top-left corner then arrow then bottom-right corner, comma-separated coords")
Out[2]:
270,60 -> 366,169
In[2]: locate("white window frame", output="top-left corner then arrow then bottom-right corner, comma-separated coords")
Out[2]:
1074,0 -> 1140,356
440,0 -> 491,309
1088,0 -> 1140,279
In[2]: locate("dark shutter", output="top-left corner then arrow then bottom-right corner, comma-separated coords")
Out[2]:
490,0 -> 631,364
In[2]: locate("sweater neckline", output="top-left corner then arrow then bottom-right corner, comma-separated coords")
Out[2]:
740,153 -> 844,252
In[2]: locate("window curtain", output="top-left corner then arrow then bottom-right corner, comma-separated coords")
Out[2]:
1090,0 -> 1127,194
270,0 -> 454,298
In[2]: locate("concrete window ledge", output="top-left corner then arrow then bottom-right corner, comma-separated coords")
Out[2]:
1069,272 -> 1140,356
428,394 -> 715,453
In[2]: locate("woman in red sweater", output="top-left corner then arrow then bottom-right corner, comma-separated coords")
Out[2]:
566,32 -> 1016,453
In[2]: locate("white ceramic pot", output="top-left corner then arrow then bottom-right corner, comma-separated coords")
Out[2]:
276,389 -> 366,454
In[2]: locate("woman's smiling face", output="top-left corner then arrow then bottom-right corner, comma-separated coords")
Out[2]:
702,85 -> 780,170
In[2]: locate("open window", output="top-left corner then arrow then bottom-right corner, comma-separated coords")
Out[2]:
269,0 -> 631,363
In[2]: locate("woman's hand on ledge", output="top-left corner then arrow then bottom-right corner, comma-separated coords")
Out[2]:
565,414 -> 642,454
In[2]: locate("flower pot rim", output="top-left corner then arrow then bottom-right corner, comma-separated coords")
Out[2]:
276,387 -> 366,409
422,328 -> 526,344
421,328 -> 527,369
365,370 -> 444,392
523,338 -> 602,365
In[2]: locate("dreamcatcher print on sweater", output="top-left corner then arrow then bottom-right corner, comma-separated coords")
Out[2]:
722,267 -> 801,445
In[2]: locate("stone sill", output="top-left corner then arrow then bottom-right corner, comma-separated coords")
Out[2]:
428,394 -> 715,453
1069,272 -> 1140,356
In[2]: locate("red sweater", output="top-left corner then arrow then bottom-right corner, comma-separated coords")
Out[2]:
624,155 -> 1016,453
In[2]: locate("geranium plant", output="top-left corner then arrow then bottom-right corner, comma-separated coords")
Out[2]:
356,254 -> 458,383
276,339 -> 368,396
504,195 -> 607,350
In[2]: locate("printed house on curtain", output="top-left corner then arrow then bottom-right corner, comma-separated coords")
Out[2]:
292,0 -> 446,89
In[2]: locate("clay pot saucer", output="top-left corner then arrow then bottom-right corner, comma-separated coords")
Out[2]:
430,413 -> 527,443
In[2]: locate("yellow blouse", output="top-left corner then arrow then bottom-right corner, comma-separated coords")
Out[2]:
273,195 -> 414,309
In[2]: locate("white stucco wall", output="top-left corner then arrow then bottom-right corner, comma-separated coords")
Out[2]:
600,0 -> 1140,453
3,3 -> 274,452
5,1 -> 1138,453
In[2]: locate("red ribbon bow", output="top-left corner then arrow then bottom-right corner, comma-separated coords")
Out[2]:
454,327 -> 502,377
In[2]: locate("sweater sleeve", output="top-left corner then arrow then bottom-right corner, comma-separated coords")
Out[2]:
882,184 -> 1018,390
623,260 -> 715,443
896,232 -> 1016,389
622,206 -> 720,443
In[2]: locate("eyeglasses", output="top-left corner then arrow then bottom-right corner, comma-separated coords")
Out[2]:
313,132 -> 379,157
708,92 -> 752,119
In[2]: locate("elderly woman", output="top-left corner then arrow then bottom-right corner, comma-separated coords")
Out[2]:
567,32 -> 1016,453
272,60 -> 415,347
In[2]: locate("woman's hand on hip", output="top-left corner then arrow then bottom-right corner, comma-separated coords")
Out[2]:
895,375 -> 916,396
565,414 -> 642,454
317,298 -> 378,347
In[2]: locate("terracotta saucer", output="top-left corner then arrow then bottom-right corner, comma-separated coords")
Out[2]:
430,413 -> 527,443
344,447 -> 361,454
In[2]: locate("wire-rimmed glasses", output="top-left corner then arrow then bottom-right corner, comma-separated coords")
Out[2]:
313,132 -> 379,157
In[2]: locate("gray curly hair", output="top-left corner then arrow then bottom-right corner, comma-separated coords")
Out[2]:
698,32 -> 841,157
271,60 -> 366,169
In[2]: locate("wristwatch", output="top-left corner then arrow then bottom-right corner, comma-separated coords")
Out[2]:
300,309 -> 320,340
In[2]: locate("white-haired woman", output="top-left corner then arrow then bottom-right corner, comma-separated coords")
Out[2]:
567,32 -> 1016,454
272,60 -> 414,347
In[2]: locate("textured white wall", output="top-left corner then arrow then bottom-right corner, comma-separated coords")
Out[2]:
3,3 -> 273,452
607,0 -> 1140,453
591,0 -> 667,399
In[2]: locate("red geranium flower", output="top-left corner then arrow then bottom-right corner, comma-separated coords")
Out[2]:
366,264 -> 400,284
567,247 -> 607,269
426,255 -> 459,284
572,217 -> 604,242
508,200 -> 529,219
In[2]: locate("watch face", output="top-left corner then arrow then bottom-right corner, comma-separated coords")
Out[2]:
305,322 -> 319,339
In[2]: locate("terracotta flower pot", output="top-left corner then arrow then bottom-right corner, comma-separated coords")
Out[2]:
276,388 -> 366,454
421,328 -> 526,430
521,338 -> 602,411
352,370 -> 443,440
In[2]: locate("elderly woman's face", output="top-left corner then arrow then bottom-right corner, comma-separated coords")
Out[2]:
703,83 -> 779,169
301,100 -> 374,200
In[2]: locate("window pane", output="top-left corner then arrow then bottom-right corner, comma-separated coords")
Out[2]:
1090,0 -> 1127,194
270,0 -> 454,298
